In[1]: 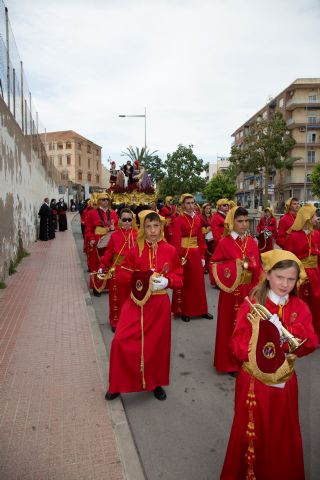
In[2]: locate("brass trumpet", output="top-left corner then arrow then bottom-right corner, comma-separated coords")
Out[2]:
245,297 -> 308,353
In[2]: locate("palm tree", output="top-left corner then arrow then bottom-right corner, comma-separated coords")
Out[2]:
121,146 -> 158,163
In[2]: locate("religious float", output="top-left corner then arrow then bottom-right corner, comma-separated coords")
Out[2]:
107,160 -> 157,206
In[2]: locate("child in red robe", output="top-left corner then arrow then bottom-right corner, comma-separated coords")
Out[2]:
221,250 -> 318,480
210,207 -> 262,373
105,210 -> 183,401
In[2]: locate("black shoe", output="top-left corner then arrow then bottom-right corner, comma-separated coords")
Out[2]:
202,313 -> 213,319
111,326 -> 116,333
228,371 -> 239,378
181,316 -> 191,322
105,391 -> 120,401
93,289 -> 101,297
153,386 -> 167,401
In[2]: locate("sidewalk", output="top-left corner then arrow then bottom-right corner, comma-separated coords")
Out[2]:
0,213 -> 144,480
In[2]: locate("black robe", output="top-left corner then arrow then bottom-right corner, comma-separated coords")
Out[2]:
38,203 -> 51,241
57,202 -> 68,231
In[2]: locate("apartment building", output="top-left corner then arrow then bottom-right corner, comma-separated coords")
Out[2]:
208,156 -> 230,180
232,78 -> 320,209
41,130 -> 102,190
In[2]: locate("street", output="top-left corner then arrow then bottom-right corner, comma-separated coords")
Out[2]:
72,215 -> 320,480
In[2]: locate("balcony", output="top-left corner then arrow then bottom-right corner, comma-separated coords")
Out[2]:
286,98 -> 320,111
287,117 -> 320,129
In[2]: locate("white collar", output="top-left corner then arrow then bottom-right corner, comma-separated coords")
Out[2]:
268,290 -> 289,306
218,210 -> 226,217
99,207 -> 109,212
184,211 -> 195,218
303,228 -> 310,234
230,231 -> 246,240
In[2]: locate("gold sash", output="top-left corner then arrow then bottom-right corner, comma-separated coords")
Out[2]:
112,254 -> 125,265
151,290 -> 167,295
239,269 -> 253,285
301,255 -> 318,268
95,226 -> 108,235
181,236 -> 198,248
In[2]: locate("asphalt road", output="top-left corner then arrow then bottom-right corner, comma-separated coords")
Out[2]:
72,215 -> 320,480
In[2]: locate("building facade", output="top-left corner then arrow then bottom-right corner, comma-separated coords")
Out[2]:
208,156 -> 230,180
41,130 -> 102,191
232,78 -> 320,210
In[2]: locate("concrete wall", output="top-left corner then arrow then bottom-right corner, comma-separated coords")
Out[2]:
0,97 -> 60,280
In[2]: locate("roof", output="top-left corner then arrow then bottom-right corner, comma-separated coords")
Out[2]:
40,130 -> 101,148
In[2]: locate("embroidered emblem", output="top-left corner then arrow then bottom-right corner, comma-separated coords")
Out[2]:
136,280 -> 143,291
262,342 -> 276,359
224,268 -> 231,278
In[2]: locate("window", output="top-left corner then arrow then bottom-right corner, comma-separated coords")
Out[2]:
308,116 -> 317,124
49,155 -> 54,163
88,158 -> 91,169
279,98 -> 284,108
262,111 -> 268,119
307,151 -> 316,163
58,155 -> 62,166
87,145 -> 91,154
306,173 -> 312,182
61,170 -> 68,180
87,173 -> 92,181
67,155 -> 71,165
66,142 -> 72,149
48,142 -> 53,150
96,174 -> 100,184
308,132 -> 317,143
308,94 -> 317,103
57,142 -> 63,150
78,155 -> 81,166
96,161 -> 99,170
78,143 -> 82,150
78,171 -> 82,181
96,149 -> 99,155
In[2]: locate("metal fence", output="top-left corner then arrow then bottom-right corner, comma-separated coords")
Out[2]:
0,0 -> 60,184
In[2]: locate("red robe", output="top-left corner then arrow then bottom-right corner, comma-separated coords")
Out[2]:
108,241 -> 183,393
284,229 -> 320,337
275,212 -> 296,248
210,211 -> 226,252
85,207 -> 118,290
211,235 -> 262,372
199,213 -> 214,272
256,215 -> 277,253
159,204 -> 177,243
171,213 -> 208,317
99,228 -> 138,328
221,296 -> 318,480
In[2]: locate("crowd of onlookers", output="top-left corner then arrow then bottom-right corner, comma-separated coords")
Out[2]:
38,198 -> 68,241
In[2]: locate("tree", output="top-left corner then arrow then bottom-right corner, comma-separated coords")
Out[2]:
121,145 -> 158,164
311,163 -> 320,198
229,112 -> 297,206
203,173 -> 237,204
158,144 -> 207,197
142,154 -> 165,186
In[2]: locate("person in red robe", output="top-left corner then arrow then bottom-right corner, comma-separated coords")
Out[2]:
220,250 -> 318,480
256,207 -> 277,253
105,210 -> 183,401
210,198 -> 230,252
171,193 -> 213,322
284,204 -> 320,337
199,203 -> 214,273
275,197 -> 300,248
98,208 -> 138,332
210,207 -> 262,373
85,193 -> 118,296
159,196 -> 177,244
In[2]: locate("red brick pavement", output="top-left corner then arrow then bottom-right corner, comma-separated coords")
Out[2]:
0,222 -> 125,480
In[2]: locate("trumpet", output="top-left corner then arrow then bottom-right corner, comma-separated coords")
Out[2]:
245,297 -> 308,353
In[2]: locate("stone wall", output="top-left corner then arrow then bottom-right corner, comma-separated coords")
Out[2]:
0,97 -> 60,280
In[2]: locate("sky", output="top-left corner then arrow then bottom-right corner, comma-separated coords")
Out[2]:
4,0 -> 320,168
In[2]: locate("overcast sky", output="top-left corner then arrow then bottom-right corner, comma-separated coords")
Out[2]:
4,0 -> 320,167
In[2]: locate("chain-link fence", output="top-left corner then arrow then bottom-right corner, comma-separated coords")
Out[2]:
0,0 -> 60,184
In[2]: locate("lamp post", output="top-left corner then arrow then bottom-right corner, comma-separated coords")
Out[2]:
118,107 -> 147,160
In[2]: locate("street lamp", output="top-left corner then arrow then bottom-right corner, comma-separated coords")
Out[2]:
118,107 -> 147,160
